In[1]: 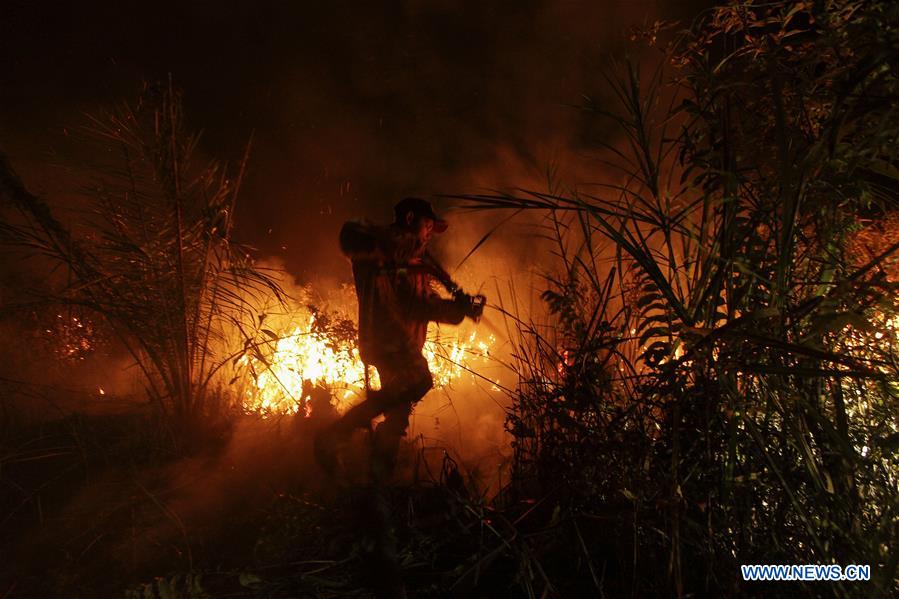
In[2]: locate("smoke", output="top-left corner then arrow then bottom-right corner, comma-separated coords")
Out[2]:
0,0 -> 713,467
1,2 -> 716,583
1,0 -> 708,277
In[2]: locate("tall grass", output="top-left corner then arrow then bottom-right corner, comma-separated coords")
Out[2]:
0,81 -> 284,448
460,1 -> 899,595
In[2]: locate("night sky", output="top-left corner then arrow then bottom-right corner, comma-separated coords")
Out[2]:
1,0 -> 707,280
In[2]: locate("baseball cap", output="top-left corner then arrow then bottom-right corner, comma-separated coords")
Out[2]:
393,197 -> 449,233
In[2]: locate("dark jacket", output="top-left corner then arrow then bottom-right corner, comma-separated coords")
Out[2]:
339,220 -> 466,363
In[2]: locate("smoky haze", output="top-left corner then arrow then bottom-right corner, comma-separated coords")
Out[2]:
1,0 -> 708,280
2,3 -> 716,588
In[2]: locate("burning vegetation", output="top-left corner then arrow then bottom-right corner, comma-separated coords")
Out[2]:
231,291 -> 496,416
1,1 -> 898,597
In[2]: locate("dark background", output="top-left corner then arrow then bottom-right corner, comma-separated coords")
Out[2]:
1,0 -> 707,280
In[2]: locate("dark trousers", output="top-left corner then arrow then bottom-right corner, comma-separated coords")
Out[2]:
332,352 -> 433,479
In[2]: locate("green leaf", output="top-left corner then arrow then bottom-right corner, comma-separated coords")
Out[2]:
636,292 -> 663,309
639,326 -> 670,347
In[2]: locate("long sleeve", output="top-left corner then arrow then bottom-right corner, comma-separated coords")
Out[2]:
344,220 -> 465,361
413,294 -> 467,325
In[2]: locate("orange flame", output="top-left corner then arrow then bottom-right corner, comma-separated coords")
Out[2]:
237,306 -> 495,415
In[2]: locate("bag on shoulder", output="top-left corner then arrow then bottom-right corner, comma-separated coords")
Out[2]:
338,220 -> 379,258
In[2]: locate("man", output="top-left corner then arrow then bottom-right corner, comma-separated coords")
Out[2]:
315,197 -> 483,481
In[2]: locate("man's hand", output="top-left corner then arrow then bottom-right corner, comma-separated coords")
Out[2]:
453,290 -> 486,321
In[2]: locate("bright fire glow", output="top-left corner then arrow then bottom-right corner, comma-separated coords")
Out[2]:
238,309 -> 495,416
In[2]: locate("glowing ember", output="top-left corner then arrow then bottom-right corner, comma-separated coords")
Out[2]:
237,308 -> 495,416
43,313 -> 102,360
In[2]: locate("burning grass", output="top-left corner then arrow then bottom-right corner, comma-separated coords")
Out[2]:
230,290 -> 497,417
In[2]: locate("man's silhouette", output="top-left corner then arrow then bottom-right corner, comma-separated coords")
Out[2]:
315,197 -> 482,481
